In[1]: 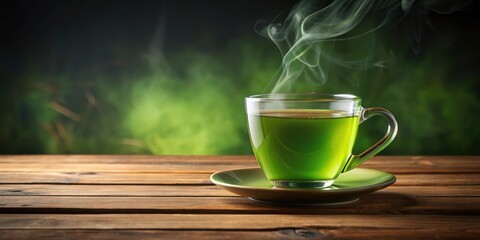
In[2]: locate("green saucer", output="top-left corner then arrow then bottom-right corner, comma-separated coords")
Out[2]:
210,168 -> 395,206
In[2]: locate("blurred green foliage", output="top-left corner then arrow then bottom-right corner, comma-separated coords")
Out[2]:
1,39 -> 277,154
1,18 -> 479,155
1,33 -> 480,154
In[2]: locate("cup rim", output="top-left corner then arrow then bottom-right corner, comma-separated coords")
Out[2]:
245,93 -> 361,102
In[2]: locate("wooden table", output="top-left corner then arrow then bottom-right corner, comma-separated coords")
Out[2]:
0,155 -> 479,239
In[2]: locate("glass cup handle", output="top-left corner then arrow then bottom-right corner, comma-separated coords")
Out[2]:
342,107 -> 398,172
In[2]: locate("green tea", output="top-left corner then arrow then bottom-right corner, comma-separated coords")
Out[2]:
247,109 -> 359,181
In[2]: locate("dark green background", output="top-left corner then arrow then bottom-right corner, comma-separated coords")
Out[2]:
1,0 -> 479,155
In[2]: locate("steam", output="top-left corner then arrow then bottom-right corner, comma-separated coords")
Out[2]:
258,0 -> 471,93
258,0 -> 405,93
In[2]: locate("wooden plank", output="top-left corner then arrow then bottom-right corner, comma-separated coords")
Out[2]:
1,171 -> 479,186
316,228 -> 480,240
1,229 -> 478,240
0,163 -> 256,173
1,214 -> 479,230
1,185 -> 479,197
394,174 -> 480,186
0,163 -> 253,173
0,155 -> 257,164
0,155 -> 478,165
0,172 -> 212,184
1,161 -> 478,173
0,156 -> 478,173
382,186 -> 480,197
0,229 -> 294,240
0,185 -> 228,196
1,195 -> 479,215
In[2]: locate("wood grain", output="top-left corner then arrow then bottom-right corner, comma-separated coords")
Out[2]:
2,171 -> 480,186
0,163 -> 255,173
1,195 -> 479,215
0,155 -> 478,173
1,229 -> 478,240
394,174 -> 480,186
0,172 -> 212,184
0,155 -> 257,164
1,214 -> 479,230
0,155 -> 479,239
0,185 -> 479,197
1,155 -> 478,164
0,185 -> 227,196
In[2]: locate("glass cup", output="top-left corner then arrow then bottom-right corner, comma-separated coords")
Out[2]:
245,93 -> 398,188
